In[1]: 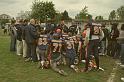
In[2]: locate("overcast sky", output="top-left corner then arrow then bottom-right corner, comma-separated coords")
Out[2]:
0,0 -> 124,19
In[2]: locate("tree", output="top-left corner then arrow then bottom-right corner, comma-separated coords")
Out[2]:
117,6 -> 124,20
54,11 -> 62,23
95,16 -> 104,21
75,6 -> 92,21
30,0 -> 56,22
61,10 -> 71,20
109,10 -> 116,20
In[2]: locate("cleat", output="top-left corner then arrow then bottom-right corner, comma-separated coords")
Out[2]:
70,65 -> 79,72
59,70 -> 68,76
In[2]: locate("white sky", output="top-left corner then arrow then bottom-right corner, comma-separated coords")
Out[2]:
0,0 -> 124,19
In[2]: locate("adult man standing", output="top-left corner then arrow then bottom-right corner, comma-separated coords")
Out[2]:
83,23 -> 104,72
57,20 -> 69,34
25,19 -> 39,62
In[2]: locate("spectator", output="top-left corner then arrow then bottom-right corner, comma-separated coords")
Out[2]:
15,19 -> 23,56
10,20 -> 17,52
110,23 -> 120,58
25,19 -> 39,62
22,19 -> 28,58
118,24 -> 124,66
101,24 -> 109,55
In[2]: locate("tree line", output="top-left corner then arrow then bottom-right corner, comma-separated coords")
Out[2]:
1,0 -> 124,26
109,6 -> 124,20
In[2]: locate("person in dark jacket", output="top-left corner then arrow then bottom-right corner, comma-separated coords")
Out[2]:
22,19 -> 28,58
25,19 -> 39,62
117,24 -> 124,82
15,19 -> 23,56
108,23 -> 120,58
118,24 -> 124,65
101,25 -> 109,55
56,20 -> 69,34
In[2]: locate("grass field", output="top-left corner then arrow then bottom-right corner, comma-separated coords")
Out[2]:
0,28 -> 123,82
114,65 -> 124,82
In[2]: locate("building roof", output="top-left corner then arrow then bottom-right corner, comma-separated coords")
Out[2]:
0,14 -> 11,19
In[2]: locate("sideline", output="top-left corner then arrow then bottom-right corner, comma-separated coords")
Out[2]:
107,61 -> 119,82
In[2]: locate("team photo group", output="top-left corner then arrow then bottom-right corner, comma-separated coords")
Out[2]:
8,18 -> 124,76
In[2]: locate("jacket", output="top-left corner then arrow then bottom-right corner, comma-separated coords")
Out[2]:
15,24 -> 22,41
25,24 -> 38,44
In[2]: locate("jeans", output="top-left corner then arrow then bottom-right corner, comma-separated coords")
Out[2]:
107,40 -> 118,57
66,49 -> 76,65
107,40 -> 112,56
120,44 -> 124,64
111,40 -> 118,57
101,41 -> 106,55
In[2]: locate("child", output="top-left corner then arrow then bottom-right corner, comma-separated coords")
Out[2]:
36,35 -> 50,69
64,37 -> 79,72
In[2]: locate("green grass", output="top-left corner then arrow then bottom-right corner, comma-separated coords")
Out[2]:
114,66 -> 124,82
0,28 -> 120,82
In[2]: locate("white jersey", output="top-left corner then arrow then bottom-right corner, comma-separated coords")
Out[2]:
86,28 -> 104,40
